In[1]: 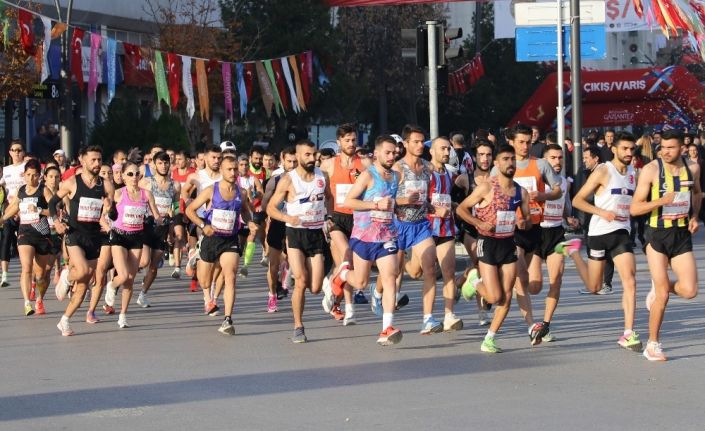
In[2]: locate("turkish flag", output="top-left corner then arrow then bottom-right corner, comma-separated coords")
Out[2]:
244,62 -> 254,99
298,53 -> 311,105
167,53 -> 181,110
206,59 -> 219,74
272,60 -> 289,111
70,28 -> 85,91
18,10 -> 35,55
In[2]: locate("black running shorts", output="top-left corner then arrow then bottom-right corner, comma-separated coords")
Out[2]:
200,235 -> 241,263
65,230 -> 103,260
109,230 -> 144,250
329,212 -> 354,238
645,226 -> 692,259
514,224 -> 541,254
476,235 -> 517,266
587,229 -> 632,261
535,225 -> 566,260
286,227 -> 325,258
17,232 -> 53,256
266,219 -> 287,251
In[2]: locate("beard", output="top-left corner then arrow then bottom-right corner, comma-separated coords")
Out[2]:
303,162 -> 316,173
252,162 -> 262,169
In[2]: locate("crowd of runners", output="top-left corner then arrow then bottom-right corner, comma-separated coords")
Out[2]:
0,123 -> 700,362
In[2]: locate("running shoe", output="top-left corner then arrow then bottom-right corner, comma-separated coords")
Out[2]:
267,295 -> 278,313
321,277 -> 334,314
618,332 -> 643,352
643,341 -> 667,362
117,314 -> 129,329
330,304 -> 345,321
204,301 -> 219,316
189,279 -> 199,293
168,252 -> 175,267
157,258 -> 164,269
86,311 -> 100,324
478,309 -> 490,327
24,303 -> 34,316
171,268 -> 181,279
330,261 -> 350,297
137,292 -> 151,308
461,268 -> 479,301
596,283 -> 614,295
239,266 -> 248,278
543,331 -> 555,342
54,268 -> 71,301
103,305 -> 115,315
105,281 -> 117,307
29,282 -> 36,301
35,300 -> 45,315
395,293 -> 409,310
276,283 -> 288,300
646,281 -> 656,312
420,316 -> 443,335
343,313 -> 357,326
218,318 -> 235,336
443,314 -> 464,332
185,248 -> 199,277
481,336 -> 502,353
57,319 -> 74,336
530,322 -> 549,346
1,271 -> 8,287
369,282 -> 382,317
292,326 -> 307,343
554,238 -> 582,256
260,255 -> 269,267
353,290 -> 368,304
377,326 -> 402,346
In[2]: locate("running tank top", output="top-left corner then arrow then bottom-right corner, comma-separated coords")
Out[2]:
475,177 -> 522,239
428,168 -> 456,238
150,177 -> 175,217
68,175 -> 105,233
648,158 -> 693,228
589,162 -> 635,236
204,181 -> 242,237
17,185 -> 50,236
144,164 -> 153,178
330,155 -> 364,215
196,169 -> 222,216
172,167 -> 195,186
541,176 -> 568,228
395,159 -> 431,222
513,158 -> 545,225
113,187 -> 148,232
285,168 -> 326,229
351,167 -> 398,243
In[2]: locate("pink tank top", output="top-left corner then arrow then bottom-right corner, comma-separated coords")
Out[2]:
113,187 -> 148,232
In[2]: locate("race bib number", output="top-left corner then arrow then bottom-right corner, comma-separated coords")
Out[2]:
77,197 -> 102,222
300,200 -> 326,228
211,209 -> 236,234
371,197 -> 393,222
431,193 -> 452,218
495,210 -> 516,236
19,200 -> 40,225
614,194 -> 633,222
405,180 -> 427,202
154,196 -> 172,217
335,184 -> 353,206
662,191 -> 691,220
514,176 -> 537,193
123,205 -> 146,228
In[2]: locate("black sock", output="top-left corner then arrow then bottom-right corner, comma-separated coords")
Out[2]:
543,321 -> 550,327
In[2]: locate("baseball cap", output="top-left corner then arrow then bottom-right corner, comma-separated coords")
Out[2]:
220,141 -> 236,151
53,149 -> 65,156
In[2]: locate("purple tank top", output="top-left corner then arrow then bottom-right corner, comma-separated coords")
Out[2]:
204,181 -> 242,237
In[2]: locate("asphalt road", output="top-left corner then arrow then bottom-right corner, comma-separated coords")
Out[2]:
1,231 -> 705,430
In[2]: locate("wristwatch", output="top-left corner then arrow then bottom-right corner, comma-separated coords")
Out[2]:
199,222 -> 205,229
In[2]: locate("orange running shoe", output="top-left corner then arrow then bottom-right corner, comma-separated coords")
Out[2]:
330,304 -> 345,321
190,279 -> 199,292
35,300 -> 46,315
377,326 -> 402,346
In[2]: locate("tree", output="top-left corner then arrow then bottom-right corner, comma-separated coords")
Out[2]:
0,3 -> 42,103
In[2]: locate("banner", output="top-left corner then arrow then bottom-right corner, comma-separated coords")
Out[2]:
236,62 -> 248,117
255,61 -> 275,117
196,59 -> 209,121
288,55 -> 306,111
106,38 -> 117,103
123,42 -> 154,87
272,60 -> 289,112
153,50 -> 171,109
222,62 -> 233,121
281,57 -> 300,113
18,9 -> 34,55
167,52 -> 180,110
70,28 -> 84,91
40,17 -> 51,83
181,56 -> 195,119
88,32 -> 101,101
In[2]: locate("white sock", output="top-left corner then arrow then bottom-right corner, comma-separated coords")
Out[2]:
373,289 -> 382,299
423,314 -> 433,321
24,300 -> 31,307
485,330 -> 496,339
340,269 -> 349,282
345,304 -> 354,316
445,312 -> 455,321
61,315 -> 69,323
382,312 -> 393,330
624,329 -> 633,337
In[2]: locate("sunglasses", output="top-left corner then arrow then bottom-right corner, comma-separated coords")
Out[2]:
10,148 -> 23,153
124,171 -> 140,177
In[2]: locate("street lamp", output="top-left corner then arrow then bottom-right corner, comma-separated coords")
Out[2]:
53,0 -> 74,159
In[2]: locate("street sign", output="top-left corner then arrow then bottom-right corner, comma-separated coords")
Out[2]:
515,24 -> 607,62
515,1 -> 606,26
29,80 -> 61,99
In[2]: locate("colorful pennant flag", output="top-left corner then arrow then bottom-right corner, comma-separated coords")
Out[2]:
236,62 -> 248,118
106,38 -> 117,102
88,32 -> 101,101
153,50 -> 171,110
222,62 -> 233,121
181,56 -> 195,119
167,52 -> 180,110
18,9 -> 34,55
196,59 -> 209,121
255,61 -> 275,118
70,28 -> 85,91
40,17 -> 51,83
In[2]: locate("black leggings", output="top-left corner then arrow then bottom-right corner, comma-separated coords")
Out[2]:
0,218 -> 18,262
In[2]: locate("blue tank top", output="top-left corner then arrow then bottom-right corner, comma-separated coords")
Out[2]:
204,181 -> 242,237
351,167 -> 398,243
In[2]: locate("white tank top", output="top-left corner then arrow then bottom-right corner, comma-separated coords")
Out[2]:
196,169 -> 221,216
541,176 -> 567,228
588,162 -> 635,236
285,168 -> 326,229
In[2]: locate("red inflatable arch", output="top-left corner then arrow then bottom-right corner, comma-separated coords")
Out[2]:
509,66 -> 705,130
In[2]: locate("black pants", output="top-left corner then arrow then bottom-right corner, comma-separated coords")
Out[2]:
0,219 -> 18,262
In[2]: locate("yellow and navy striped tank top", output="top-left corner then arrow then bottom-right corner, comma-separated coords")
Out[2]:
648,158 -> 694,228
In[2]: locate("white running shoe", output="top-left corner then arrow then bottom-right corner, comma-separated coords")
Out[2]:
117,313 -> 129,328
343,314 -> 357,326
171,268 -> 181,279
57,319 -> 74,336
260,255 -> 269,267
137,291 -> 151,308
168,254 -> 175,267
54,268 -> 71,301
105,281 -> 117,307
321,276 -> 334,313
1,271 -> 8,287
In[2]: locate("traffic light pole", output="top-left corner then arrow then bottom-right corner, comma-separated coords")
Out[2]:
556,0 -> 565,176
570,0 -> 582,176
426,20 -> 439,139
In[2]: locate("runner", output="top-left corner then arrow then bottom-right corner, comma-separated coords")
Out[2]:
572,132 -> 642,352
630,129 -> 701,361
266,140 -> 332,343
170,150 -> 195,278
341,135 -> 402,345
236,154 -> 263,277
456,144 -> 530,353
186,154 -> 255,335
52,145 -> 115,336
138,151 -> 180,307
0,160 -> 54,316
0,139 -> 27,287
320,123 -> 366,324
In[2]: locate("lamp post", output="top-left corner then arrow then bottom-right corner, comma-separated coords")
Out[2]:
54,0 -> 74,159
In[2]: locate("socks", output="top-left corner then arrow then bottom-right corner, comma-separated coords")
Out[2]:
423,314 -> 432,321
374,289 -> 382,300
485,330 -> 496,339
61,315 -> 69,324
382,312 -> 393,330
244,242 -> 255,266
345,303 -> 354,316
340,269 -> 349,282
623,329 -> 633,338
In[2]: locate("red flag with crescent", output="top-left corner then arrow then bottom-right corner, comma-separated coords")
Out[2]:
18,9 -> 35,55
70,28 -> 85,91
167,53 -> 180,110
244,63 -> 254,99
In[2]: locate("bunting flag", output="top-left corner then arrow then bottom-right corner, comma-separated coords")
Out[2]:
298,53 -> 312,105
304,51 -> 314,84
2,15 -> 9,49
244,62 -> 254,100
153,51 -> 171,110
88,32 -> 101,101
281,57 -> 300,113
288,55 -> 306,111
236,62 -> 248,117
106,38 -> 117,103
49,44 -> 61,80
195,59 -> 209,121
272,60 -> 289,112
40,17 -> 51,83
264,60 -> 283,116
255,61 -> 275,118
167,52 -> 180,110
18,9 -> 34,55
447,54 -> 485,96
50,22 -> 67,39
222,62 -> 233,121
312,54 -> 330,87
181,56 -> 195,119
70,28 -> 84,91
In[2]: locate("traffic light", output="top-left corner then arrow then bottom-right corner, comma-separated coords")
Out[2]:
439,27 -> 463,65
401,25 -> 427,69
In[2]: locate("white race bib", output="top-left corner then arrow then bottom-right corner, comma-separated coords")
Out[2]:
662,191 -> 691,220
19,200 -> 40,225
154,196 -> 172,217
335,184 -> 353,206
300,200 -> 326,228
123,205 -> 145,228
495,210 -> 516,236
514,176 -> 537,193
405,180 -> 427,199
614,194 -> 633,222
431,193 -> 452,218
77,197 -> 102,222
211,209 -> 236,234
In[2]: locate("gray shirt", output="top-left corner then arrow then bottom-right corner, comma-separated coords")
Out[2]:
491,157 -> 561,189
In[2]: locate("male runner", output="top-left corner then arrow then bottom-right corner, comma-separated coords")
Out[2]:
170,150 -> 195,277
572,132 -> 642,352
630,129 -> 701,361
0,139 -> 27,286
236,154 -> 263,277
266,140 -> 332,343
